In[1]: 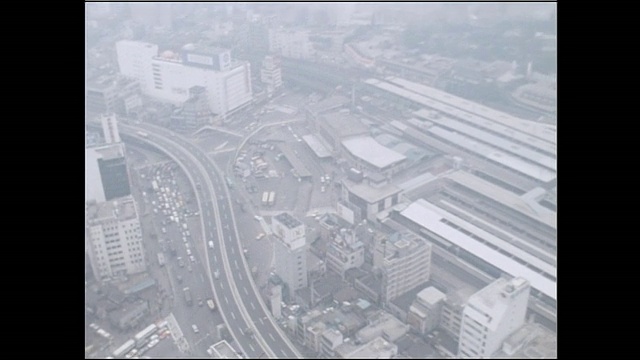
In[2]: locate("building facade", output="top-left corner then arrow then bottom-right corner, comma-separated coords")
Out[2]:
86,196 -> 146,281
116,40 -> 252,117
272,213 -> 308,299
374,232 -> 432,303
86,142 -> 132,203
260,55 -> 283,96
458,277 -> 531,358
325,229 -> 365,278
406,286 -> 447,335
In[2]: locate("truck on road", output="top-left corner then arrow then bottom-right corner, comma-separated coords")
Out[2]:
183,287 -> 193,306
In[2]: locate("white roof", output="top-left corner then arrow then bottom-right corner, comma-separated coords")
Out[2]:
400,200 -> 556,300
385,77 -> 557,144
302,134 -> 331,158
428,127 -> 556,182
365,78 -> 557,150
415,198 -> 556,277
342,137 -> 406,169
414,109 -> 556,171
447,171 -> 557,229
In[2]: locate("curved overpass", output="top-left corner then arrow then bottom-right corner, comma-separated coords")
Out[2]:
110,122 -> 302,359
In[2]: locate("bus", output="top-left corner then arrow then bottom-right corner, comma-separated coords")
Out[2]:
262,192 -> 269,206
134,324 -> 157,347
226,176 -> 234,189
112,339 -> 135,358
268,191 -> 276,207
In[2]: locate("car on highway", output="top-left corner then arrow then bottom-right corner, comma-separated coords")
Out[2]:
177,257 -> 185,267
187,264 -> 192,272
189,255 -> 196,263
254,215 -> 262,221
192,324 -> 199,334
198,298 -> 204,307
214,269 -> 220,279
256,233 -> 265,241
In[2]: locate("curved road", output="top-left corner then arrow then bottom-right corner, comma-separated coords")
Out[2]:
119,123 -> 302,359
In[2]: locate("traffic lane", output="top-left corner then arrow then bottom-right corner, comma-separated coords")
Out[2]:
136,129 -> 289,357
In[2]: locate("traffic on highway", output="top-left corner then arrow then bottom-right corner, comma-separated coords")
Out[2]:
123,123 -> 301,359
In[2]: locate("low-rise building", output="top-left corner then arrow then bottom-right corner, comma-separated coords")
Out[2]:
406,286 -> 447,335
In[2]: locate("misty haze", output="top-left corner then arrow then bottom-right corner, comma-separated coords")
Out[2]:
85,2 -> 557,359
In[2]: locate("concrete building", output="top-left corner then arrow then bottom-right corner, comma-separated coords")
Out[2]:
440,286 -> 476,339
494,323 -> 557,358
269,285 -> 283,319
356,310 -> 409,343
272,213 -> 308,299
340,176 -> 403,222
341,136 -> 407,177
312,112 -> 369,154
458,277 -> 531,358
85,142 -> 131,203
268,28 -> 315,60
260,55 -> 283,96
86,75 -> 142,117
116,40 -> 252,117
321,328 -> 344,357
100,113 -> 120,144
336,336 -> 398,359
169,86 -> 213,130
326,228 -> 365,278
86,196 -> 146,281
373,232 -> 431,303
406,286 -> 447,335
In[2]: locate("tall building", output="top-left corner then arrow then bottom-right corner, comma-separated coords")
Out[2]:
272,213 -> 308,299
325,228 -> 364,278
116,40 -> 252,117
86,75 -> 142,117
101,114 -> 120,144
86,196 -> 146,281
86,142 -> 132,203
268,29 -> 315,60
458,277 -> 531,358
260,55 -> 283,96
374,232 -> 431,303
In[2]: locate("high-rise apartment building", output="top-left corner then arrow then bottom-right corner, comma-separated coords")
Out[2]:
458,277 -> 531,358
272,213 -> 308,299
86,196 -> 146,281
86,142 -> 131,203
374,231 -> 431,303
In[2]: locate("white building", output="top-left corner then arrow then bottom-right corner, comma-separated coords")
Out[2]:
272,213 -> 307,299
100,113 -> 120,144
325,228 -> 365,278
458,277 -> 531,358
374,232 -> 432,303
260,55 -> 283,96
268,29 -> 315,60
116,40 -> 252,117
86,196 -> 146,281
407,286 -> 447,334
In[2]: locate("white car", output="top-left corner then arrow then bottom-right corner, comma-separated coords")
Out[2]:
254,215 -> 262,221
189,255 -> 196,263
192,324 -> 199,334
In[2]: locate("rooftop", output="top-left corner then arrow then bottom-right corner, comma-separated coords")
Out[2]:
209,340 -> 242,359
336,336 -> 397,359
467,278 -> 531,332
390,282 -> 432,313
446,170 -> 557,229
494,323 -> 557,358
342,178 -> 402,204
307,95 -> 351,115
320,112 -> 369,139
400,199 -> 556,300
274,212 -> 303,229
302,134 -> 332,158
86,195 -> 138,223
342,136 -> 407,170
357,310 -> 409,343
416,286 -> 447,306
